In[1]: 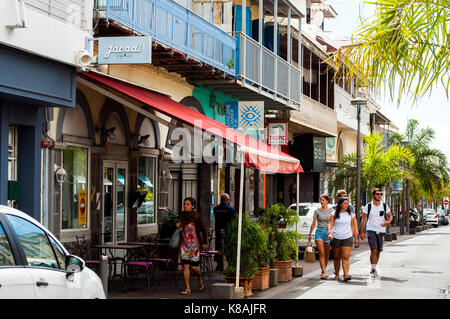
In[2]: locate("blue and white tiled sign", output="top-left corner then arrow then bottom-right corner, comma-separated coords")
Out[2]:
238,101 -> 264,130
225,101 -> 239,130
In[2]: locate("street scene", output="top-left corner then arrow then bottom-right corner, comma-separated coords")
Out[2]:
0,0 -> 449,302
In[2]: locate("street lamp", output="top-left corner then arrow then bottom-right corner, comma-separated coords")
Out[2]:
351,97 -> 367,244
401,140 -> 410,234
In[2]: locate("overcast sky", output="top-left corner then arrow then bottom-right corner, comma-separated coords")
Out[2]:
324,0 -> 450,161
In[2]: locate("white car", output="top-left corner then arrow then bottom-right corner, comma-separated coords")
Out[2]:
287,202 -> 323,248
423,208 -> 439,227
0,205 -> 105,299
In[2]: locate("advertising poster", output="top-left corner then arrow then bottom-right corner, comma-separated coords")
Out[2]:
78,189 -> 87,226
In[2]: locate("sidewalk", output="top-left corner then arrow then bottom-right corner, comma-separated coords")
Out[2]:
107,226 -> 407,299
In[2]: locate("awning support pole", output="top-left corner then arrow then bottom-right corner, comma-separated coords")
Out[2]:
296,172 -> 300,266
235,151 -> 245,288
263,173 -> 266,208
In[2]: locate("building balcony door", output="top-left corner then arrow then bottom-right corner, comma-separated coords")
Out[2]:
102,161 -> 128,244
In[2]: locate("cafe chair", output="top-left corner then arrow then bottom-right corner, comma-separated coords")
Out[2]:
75,235 -> 100,273
126,245 -> 155,290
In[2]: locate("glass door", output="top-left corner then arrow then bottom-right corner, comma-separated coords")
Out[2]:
103,161 -> 128,244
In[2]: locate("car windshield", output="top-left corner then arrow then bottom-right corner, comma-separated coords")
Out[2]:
290,205 -> 318,216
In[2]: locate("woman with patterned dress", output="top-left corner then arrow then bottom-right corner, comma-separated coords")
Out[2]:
176,197 -> 208,295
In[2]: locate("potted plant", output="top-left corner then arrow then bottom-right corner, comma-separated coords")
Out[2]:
252,227 -> 274,291
261,204 -> 300,282
158,210 -> 179,259
159,209 -> 179,240
273,230 -> 300,282
223,212 -> 267,297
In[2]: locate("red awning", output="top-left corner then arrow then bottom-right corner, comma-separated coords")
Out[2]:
82,72 -> 303,174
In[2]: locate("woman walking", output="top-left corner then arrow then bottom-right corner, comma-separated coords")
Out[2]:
307,194 -> 333,279
328,197 -> 358,282
176,197 -> 208,295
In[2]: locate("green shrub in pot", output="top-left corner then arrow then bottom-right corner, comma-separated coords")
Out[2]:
223,212 -> 268,278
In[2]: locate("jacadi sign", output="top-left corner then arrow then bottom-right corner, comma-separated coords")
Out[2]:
98,36 -> 152,65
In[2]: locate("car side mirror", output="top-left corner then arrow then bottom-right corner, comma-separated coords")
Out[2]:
65,255 -> 85,280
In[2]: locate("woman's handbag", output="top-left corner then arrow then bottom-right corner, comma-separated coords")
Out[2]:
303,242 -> 316,263
169,228 -> 181,248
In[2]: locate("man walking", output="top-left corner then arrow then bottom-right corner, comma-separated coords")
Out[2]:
333,190 -> 354,212
213,193 -> 237,271
360,188 -> 393,277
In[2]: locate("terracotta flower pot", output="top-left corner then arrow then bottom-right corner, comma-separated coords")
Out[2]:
273,260 -> 293,282
224,276 -> 254,297
252,266 -> 270,291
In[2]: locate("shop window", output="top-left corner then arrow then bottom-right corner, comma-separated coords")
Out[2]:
62,146 -> 89,230
137,157 -> 156,225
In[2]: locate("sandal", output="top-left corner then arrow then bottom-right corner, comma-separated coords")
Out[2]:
199,281 -> 205,292
333,275 -> 340,281
320,274 -> 328,280
344,275 -> 352,282
181,289 -> 191,295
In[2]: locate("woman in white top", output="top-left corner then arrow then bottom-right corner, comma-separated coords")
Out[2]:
328,197 -> 359,281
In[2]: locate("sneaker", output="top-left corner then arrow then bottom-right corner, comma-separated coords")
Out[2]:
370,269 -> 377,277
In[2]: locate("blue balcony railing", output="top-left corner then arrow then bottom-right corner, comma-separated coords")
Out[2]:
98,0 -> 236,75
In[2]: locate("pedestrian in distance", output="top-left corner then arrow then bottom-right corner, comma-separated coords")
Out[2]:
332,189 -> 355,212
360,188 -> 393,277
289,183 -> 297,205
213,193 -> 237,271
328,197 -> 359,282
307,194 -> 333,279
176,197 -> 208,295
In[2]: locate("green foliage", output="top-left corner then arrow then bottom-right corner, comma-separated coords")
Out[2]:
223,212 -> 268,278
391,119 -> 449,205
256,204 -> 301,263
259,203 -> 299,229
274,230 -> 301,262
328,132 -> 414,202
160,210 -> 179,239
330,0 -> 450,102
226,58 -> 235,69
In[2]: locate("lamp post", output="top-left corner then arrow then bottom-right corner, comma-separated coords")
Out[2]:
351,98 -> 367,242
401,140 -> 410,234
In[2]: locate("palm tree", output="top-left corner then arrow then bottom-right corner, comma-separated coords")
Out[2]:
391,119 -> 449,207
331,0 -> 450,102
329,132 -> 414,204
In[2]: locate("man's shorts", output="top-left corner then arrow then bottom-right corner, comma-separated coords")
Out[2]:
367,230 -> 385,251
331,236 -> 353,249
314,227 -> 330,243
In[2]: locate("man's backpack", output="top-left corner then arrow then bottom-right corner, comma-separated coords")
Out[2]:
367,202 -> 387,218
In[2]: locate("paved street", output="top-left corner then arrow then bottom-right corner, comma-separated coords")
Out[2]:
253,225 -> 450,299
107,225 -> 450,299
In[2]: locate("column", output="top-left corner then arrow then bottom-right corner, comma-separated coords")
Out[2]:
259,0 -> 263,88
287,7 -> 292,100
0,102 -> 9,205
298,17 -> 302,96
274,0 -> 278,95
242,0 -> 247,78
